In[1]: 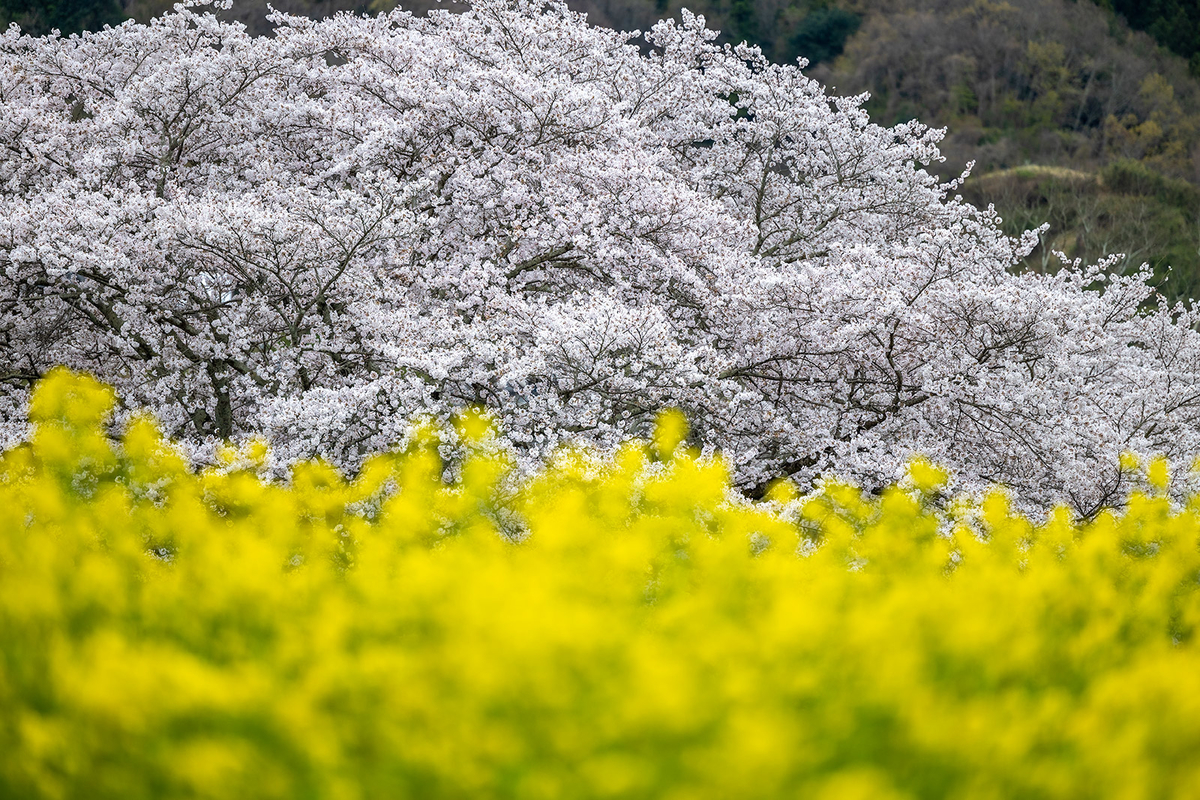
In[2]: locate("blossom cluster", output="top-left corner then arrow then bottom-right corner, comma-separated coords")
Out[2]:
3,0 -> 1200,509
2,370 -> 1200,798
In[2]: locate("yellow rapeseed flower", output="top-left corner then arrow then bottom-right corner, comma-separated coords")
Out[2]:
1,370 -> 1199,799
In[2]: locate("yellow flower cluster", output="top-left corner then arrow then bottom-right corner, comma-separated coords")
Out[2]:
2,369 -> 1200,799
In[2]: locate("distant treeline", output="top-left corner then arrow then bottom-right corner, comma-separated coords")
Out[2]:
5,0 -> 1198,71
8,1 -> 1198,73
1105,0 -> 1200,73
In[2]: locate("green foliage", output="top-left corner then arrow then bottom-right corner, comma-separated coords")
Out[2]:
789,6 -> 860,65
728,0 -> 758,47
1102,158 -> 1200,212
1103,0 -> 1200,63
963,163 -> 1200,303
1,0 -> 124,35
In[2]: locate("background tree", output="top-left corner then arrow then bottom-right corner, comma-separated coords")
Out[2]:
1,0 -> 124,35
1103,0 -> 1200,76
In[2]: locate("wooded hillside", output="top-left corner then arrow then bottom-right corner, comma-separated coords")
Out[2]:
796,0 -> 1200,300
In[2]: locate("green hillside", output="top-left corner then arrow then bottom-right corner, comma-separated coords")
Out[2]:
818,0 -> 1200,300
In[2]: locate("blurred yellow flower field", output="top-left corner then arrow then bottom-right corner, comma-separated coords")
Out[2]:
2,370 -> 1199,799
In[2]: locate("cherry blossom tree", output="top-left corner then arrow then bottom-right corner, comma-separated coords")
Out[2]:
3,0 -> 1200,512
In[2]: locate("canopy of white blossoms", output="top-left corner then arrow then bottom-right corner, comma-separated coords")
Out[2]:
3,0 -> 1199,511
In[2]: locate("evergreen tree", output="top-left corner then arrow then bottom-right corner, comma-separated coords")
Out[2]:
1105,0 -> 1200,71
0,0 -> 125,36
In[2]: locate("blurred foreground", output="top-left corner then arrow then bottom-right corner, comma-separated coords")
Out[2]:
2,370 -> 1199,798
